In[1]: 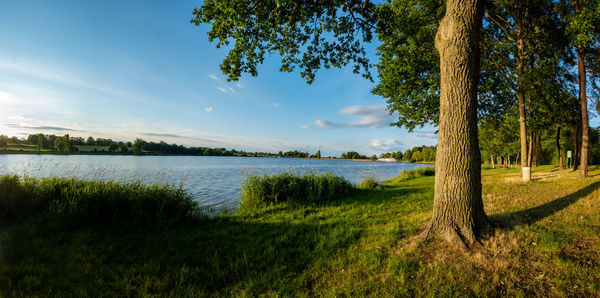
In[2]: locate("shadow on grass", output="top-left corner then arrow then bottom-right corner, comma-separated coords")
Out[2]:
0,217 -> 361,296
489,181 -> 600,228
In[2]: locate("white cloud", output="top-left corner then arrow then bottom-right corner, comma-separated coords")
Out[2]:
370,139 -> 403,151
228,87 -> 235,93
273,103 -> 280,107
209,74 -> 219,80
236,82 -> 244,88
218,87 -> 228,93
300,125 -> 310,129
205,107 -> 213,112
414,131 -> 438,139
315,105 -> 394,129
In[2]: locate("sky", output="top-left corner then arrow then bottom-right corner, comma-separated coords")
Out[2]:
0,0 -> 438,156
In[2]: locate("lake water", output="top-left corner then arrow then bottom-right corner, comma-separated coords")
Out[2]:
0,155 -> 431,210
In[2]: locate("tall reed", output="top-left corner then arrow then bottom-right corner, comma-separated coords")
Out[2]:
239,172 -> 354,212
0,175 -> 199,227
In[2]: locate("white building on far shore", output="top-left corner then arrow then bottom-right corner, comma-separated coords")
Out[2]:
377,157 -> 397,162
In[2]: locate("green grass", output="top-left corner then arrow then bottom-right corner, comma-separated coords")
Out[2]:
357,174 -> 384,190
3,143 -> 53,152
386,167 -> 435,183
1,166 -> 600,296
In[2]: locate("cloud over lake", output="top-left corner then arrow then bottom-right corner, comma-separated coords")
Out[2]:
315,105 -> 395,129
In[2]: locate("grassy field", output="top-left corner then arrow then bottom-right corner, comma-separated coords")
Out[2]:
1,166 -> 599,296
3,143 -> 53,152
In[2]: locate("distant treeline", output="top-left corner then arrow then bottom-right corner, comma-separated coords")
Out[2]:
375,145 -> 437,163
0,134 -> 437,162
0,134 -> 332,159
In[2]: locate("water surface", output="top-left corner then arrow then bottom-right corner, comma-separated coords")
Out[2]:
0,155 -> 431,209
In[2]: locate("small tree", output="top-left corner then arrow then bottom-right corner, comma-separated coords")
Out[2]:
53,137 -> 69,152
37,134 -> 44,151
0,135 -> 8,150
132,138 -> 147,154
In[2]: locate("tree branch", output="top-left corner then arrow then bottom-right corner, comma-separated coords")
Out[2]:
485,11 -> 516,42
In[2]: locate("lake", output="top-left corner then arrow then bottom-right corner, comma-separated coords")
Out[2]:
0,155 -> 432,210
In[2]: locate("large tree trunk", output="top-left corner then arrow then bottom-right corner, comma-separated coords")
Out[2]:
557,126 -> 563,169
577,44 -> 588,177
517,14 -> 530,181
419,0 -> 488,249
491,155 -> 495,168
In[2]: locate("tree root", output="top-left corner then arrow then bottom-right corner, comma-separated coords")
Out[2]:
417,223 -> 489,251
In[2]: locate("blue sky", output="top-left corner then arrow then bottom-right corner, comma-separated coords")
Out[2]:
0,0 -> 438,156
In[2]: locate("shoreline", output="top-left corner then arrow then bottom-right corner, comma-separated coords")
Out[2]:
0,150 -> 436,164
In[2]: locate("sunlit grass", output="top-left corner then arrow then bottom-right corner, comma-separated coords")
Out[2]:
1,166 -> 600,296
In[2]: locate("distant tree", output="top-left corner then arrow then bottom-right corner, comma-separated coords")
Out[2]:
370,154 -> 378,161
132,138 -> 147,154
316,149 -> 321,159
86,136 -> 95,146
0,135 -> 7,149
394,151 -> 403,161
412,151 -> 422,162
109,143 -> 118,152
53,137 -> 69,152
37,134 -> 44,151
118,142 -> 128,153
341,151 -> 367,160
403,150 -> 412,162
422,147 -> 433,162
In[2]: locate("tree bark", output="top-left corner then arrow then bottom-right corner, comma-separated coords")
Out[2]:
533,130 -> 541,167
557,126 -> 563,169
528,130 -> 534,167
517,13 -> 529,181
573,124 -> 580,171
491,155 -> 495,168
419,0 -> 488,249
577,44 -> 588,177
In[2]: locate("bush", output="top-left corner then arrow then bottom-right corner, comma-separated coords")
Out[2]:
357,175 -> 383,190
239,172 -> 354,212
393,167 -> 435,182
0,175 -> 199,227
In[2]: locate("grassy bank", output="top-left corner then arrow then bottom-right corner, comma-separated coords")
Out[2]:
1,167 -> 600,296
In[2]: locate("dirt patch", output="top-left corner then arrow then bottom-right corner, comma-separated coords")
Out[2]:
504,171 -> 563,183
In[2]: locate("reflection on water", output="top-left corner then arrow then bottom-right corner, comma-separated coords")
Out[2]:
0,155 -> 431,209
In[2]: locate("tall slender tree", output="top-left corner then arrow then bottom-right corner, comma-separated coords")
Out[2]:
564,0 -> 600,177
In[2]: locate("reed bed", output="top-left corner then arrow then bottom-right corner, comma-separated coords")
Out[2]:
239,172 -> 354,212
0,175 -> 199,227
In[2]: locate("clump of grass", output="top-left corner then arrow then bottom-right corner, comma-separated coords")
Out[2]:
0,175 -> 200,227
391,167 -> 435,183
239,172 -> 354,212
357,174 -> 383,190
